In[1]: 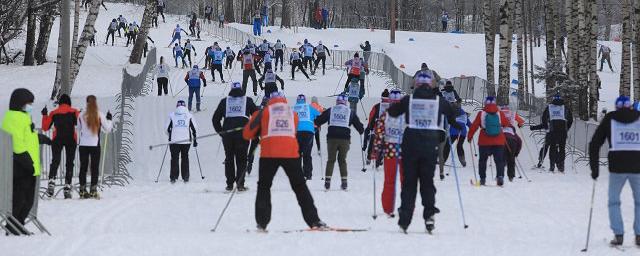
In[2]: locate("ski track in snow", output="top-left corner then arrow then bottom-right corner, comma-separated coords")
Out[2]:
0,3 -> 636,256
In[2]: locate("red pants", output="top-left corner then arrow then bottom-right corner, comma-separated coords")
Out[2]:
382,157 -> 404,215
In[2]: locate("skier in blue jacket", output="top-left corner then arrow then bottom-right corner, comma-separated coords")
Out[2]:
208,44 -> 226,83
294,94 -> 321,180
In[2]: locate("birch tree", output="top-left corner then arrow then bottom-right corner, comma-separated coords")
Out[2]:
34,4 -> 56,64
496,0 -> 512,105
483,0 -> 495,95
634,0 -> 640,101
587,0 -> 598,120
620,0 -> 632,96
515,0 -> 525,107
129,0 -> 155,64
544,0 -> 556,98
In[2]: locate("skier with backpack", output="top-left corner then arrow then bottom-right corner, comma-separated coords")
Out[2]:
312,41 -> 331,75
183,65 -> 207,112
529,94 -> 573,173
212,82 -> 258,191
293,94 -> 321,180
386,73 -> 460,233
314,94 -> 365,190
371,89 -> 405,217
166,100 -> 198,183
589,96 -> 640,247
466,96 -> 511,186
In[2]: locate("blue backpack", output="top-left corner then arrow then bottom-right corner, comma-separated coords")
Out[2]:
483,112 -> 501,137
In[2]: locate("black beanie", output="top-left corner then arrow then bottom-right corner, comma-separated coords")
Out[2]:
381,89 -> 389,98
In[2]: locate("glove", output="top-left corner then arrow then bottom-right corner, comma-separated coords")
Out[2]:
518,123 -> 524,128
366,159 -> 371,165
591,167 -> 598,180
203,82 -> 207,87
38,133 -> 52,145
259,83 -> 264,90
106,111 -> 113,120
451,122 -> 463,131
362,143 -> 367,151
193,140 -> 198,148
253,91 -> 258,96
467,136 -> 472,143
41,106 -> 48,116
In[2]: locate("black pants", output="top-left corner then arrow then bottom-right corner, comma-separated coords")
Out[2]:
302,56 -> 314,69
264,62 -> 272,71
275,50 -> 284,69
211,64 -> 224,81
297,132 -> 314,179
343,74 -> 365,91
255,158 -> 320,228
189,25 -> 195,36
314,128 -> 321,152
152,16 -> 158,27
443,135 -> 465,163
548,133 -> 567,171
6,168 -> 35,235
105,30 -> 115,45
157,78 -> 168,95
184,50 -> 192,66
126,32 -> 136,46
478,145 -> 505,179
442,21 -> 447,32
223,134 -> 249,187
170,144 -> 190,181
600,55 -> 613,71
313,55 -> 326,73
225,57 -> 234,69
157,6 -> 165,21
398,139 -> 439,228
242,69 -> 258,95
504,135 -> 522,179
291,60 -> 310,80
117,22 -> 125,36
538,134 -> 550,166
79,146 -> 100,187
49,141 -> 77,185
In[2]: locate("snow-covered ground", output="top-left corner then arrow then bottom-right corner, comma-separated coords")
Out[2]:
0,3 -> 636,256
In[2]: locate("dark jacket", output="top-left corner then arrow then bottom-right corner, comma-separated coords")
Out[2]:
41,100 -> 79,144
360,43 -> 371,52
387,87 -> 459,154
530,98 -> 573,135
441,85 -> 461,102
258,72 -> 285,92
212,89 -> 258,137
314,106 -> 364,140
589,109 -> 640,175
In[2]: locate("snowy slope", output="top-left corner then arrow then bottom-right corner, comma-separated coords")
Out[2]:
0,3 -> 636,256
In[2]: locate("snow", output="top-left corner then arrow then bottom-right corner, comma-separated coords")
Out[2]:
0,3 -> 636,256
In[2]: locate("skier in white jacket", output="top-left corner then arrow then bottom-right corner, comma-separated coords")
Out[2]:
77,95 -> 113,199
166,100 -> 198,183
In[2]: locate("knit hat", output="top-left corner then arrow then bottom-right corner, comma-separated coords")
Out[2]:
389,89 -> 403,102
553,93 -> 562,101
414,73 -> 432,87
297,94 -> 306,104
336,94 -> 347,105
231,82 -> 242,90
176,100 -> 186,107
381,89 -> 390,99
311,96 -> 319,103
485,96 -> 497,105
354,53 -> 359,58
615,96 -> 632,110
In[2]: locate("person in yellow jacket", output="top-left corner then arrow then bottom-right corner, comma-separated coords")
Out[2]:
1,88 -> 41,235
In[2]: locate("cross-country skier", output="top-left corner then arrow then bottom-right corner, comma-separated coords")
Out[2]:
344,78 -> 365,113
371,89 -> 405,217
213,82 -> 258,191
244,40 -> 257,54
116,15 -> 127,37
440,80 -> 461,103
262,50 -> 274,71
499,105 -> 524,181
156,56 -> 170,96
273,39 -> 285,72
413,63 -> 442,90
314,94 -> 365,190
224,47 -> 236,69
258,68 -> 285,96
311,96 -> 325,152
293,94 -> 321,180
312,41 -> 331,75
252,11 -> 262,36
208,43 -> 226,83
125,22 -> 138,47
156,0 -> 166,22
529,94 -> 573,172
258,39 -> 273,58
218,13 -> 225,28
386,73 -> 460,233
168,24 -> 188,47
363,89 -> 390,168
204,5 -> 213,23
183,39 -> 197,68
467,96 -> 511,186
183,65 -> 207,111
243,91 -> 327,232
166,100 -> 198,183
343,53 -> 367,89
589,96 -> 640,247
359,41 -> 371,64
241,49 -> 259,96
173,43 -> 187,68
300,39 -> 315,70
598,45 -> 614,72
442,99 -> 471,167
77,96 -> 112,199
105,19 -> 117,46
290,48 -> 311,81
41,94 -> 79,199
188,13 -> 197,36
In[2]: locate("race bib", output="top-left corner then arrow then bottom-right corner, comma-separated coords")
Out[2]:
329,105 -> 350,128
610,119 -> 640,151
225,96 -> 247,118
385,113 -> 405,144
379,102 -> 390,116
294,104 -> 311,122
348,82 -> 360,98
266,103 -> 295,138
265,72 -> 276,83
442,91 -> 456,103
549,105 -> 565,121
408,96 -> 440,130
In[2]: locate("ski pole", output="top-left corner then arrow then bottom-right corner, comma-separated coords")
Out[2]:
448,135 -> 469,229
581,180 -> 597,252
359,134 -> 367,172
333,67 -> 347,95
149,127 -> 244,150
469,137 -> 479,186
372,160 -> 378,220
173,84 -> 188,97
211,187 -> 237,232
99,132 -> 110,186
359,100 -> 368,121
155,145 -> 169,183
194,147 -> 205,179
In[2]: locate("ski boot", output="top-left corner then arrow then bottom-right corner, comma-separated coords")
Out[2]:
46,179 -> 55,197
79,185 -> 89,199
340,179 -> 348,191
636,235 -> 640,246
63,184 -> 72,199
479,179 -> 486,186
508,176 -> 514,182
183,178 -> 189,183
246,155 -> 254,175
225,184 -> 233,192
170,179 -> 177,184
425,217 -> 435,234
386,212 -> 396,218
399,224 -> 408,234
549,165 -> 555,173
610,235 -> 623,246
322,70 -> 325,75
237,185 -> 248,192
256,224 -> 268,233
89,185 -> 100,199
496,177 -> 504,187
439,171 -> 445,181
324,178 -> 331,190
311,221 -> 328,231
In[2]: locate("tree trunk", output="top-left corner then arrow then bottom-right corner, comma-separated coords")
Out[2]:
224,0 -> 234,22
483,0 -> 496,95
69,0 -> 80,76
497,0 -> 512,105
634,0 -> 640,101
35,7 -> 56,65
68,0 -> 103,91
515,0 -> 525,107
544,0 -> 556,99
129,0 -> 155,64
51,0 -> 65,100
23,0 -> 36,66
587,0 -> 598,120
620,0 -> 632,96
281,0 -> 290,28
528,0 -> 536,95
